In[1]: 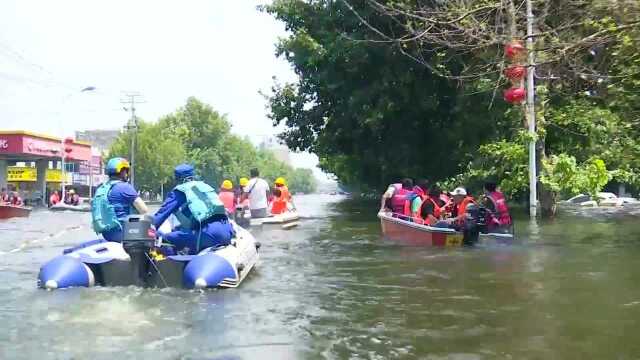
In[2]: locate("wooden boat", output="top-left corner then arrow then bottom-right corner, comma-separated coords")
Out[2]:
0,204 -> 32,219
378,211 -> 513,247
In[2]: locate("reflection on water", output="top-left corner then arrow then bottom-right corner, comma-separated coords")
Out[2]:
2,195 -> 640,359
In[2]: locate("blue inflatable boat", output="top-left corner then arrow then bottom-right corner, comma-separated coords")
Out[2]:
38,215 -> 260,290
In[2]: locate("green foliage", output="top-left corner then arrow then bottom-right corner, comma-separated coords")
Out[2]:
108,97 -> 316,194
262,1 -> 511,191
540,156 -> 611,198
263,0 -> 640,203
107,121 -> 186,192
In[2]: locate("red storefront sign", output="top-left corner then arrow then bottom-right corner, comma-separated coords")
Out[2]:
0,132 -> 91,162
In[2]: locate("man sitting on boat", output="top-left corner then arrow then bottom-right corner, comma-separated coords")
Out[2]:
481,180 -> 513,231
408,179 -> 429,222
152,164 -> 235,255
91,157 -> 149,242
0,188 -> 9,204
419,186 -> 445,226
9,192 -> 23,206
65,189 -> 80,206
379,178 -> 414,216
49,190 -> 60,207
436,187 -> 476,229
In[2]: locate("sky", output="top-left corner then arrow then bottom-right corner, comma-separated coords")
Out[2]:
0,0 -> 328,178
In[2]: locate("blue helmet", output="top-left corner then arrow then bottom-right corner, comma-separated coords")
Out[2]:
106,157 -> 130,176
174,163 -> 195,181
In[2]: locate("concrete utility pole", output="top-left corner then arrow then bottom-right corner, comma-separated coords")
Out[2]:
121,93 -> 145,187
526,0 -> 537,217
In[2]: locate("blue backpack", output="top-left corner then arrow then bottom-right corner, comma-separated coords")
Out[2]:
91,180 -> 122,234
174,181 -> 226,229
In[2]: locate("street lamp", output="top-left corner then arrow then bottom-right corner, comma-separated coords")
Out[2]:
60,86 -> 96,201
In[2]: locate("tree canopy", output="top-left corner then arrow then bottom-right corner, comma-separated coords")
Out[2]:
108,97 -> 317,195
262,0 -> 640,208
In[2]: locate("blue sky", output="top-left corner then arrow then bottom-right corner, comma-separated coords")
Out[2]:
0,1 -> 324,174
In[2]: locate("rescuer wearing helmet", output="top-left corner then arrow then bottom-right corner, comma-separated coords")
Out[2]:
219,179 -> 236,214
152,164 -> 235,254
91,157 -> 149,242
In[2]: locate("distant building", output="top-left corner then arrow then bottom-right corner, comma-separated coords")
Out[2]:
260,136 -> 291,166
75,129 -> 120,154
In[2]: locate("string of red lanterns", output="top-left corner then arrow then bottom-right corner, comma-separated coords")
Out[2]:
503,40 -> 526,104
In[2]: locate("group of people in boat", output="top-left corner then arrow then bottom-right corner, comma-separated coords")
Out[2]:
217,168 -> 294,218
48,189 -> 80,207
91,157 -> 294,255
0,188 -> 23,206
380,178 -> 512,232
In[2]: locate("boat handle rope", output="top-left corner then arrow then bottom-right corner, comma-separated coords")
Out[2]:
144,251 -> 169,288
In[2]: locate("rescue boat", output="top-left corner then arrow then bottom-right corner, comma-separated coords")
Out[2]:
0,204 -> 32,219
378,211 -> 513,247
49,203 -> 91,212
37,215 -> 260,290
250,210 -> 300,227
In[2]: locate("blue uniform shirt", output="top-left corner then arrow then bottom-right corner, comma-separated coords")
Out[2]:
153,189 -> 187,229
107,182 -> 139,220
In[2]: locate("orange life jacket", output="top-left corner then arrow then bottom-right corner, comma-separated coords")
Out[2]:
420,196 -> 442,225
453,196 -> 475,223
218,190 -> 235,214
271,198 -> 287,214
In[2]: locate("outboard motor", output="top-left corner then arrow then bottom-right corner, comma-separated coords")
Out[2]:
234,205 -> 251,228
461,204 -> 489,245
121,215 -> 155,286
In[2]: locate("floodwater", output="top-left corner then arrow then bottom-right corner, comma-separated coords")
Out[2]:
2,195 -> 640,359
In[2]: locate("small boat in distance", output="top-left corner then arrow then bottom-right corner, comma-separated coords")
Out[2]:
378,211 -> 513,247
49,203 -> 91,212
0,204 -> 32,220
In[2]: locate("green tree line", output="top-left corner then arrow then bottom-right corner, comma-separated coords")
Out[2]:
261,0 -> 640,214
108,97 -> 317,195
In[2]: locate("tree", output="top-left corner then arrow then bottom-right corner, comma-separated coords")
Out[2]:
110,97 -> 317,195
107,121 -> 186,192
262,1 -> 510,192
263,0 -> 640,215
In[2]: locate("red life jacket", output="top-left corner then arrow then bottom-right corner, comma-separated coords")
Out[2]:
218,190 -> 235,214
486,191 -> 512,226
420,196 -> 442,225
391,185 -> 411,216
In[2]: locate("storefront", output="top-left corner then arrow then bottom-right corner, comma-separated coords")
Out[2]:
0,131 -> 93,205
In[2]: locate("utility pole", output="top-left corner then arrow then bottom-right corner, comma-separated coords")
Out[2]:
526,0 -> 537,217
121,92 -> 145,187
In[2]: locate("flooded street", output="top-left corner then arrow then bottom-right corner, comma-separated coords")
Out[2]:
2,194 -> 640,359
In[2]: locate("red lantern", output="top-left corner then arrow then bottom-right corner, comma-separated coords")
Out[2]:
505,41 -> 525,60
504,65 -> 526,80
64,137 -> 74,145
64,147 -> 72,154
503,87 -> 526,104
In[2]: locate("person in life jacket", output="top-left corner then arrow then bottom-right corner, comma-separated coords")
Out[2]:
219,179 -> 236,214
420,186 -> 444,226
91,157 -> 149,242
65,189 -> 80,206
152,164 -> 235,255
273,177 -> 295,211
380,178 -> 414,217
1,188 -> 9,204
238,177 -> 250,208
9,192 -> 23,206
482,180 -> 513,229
439,187 -> 475,228
49,190 -> 60,207
408,179 -> 429,222
270,188 -> 288,215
